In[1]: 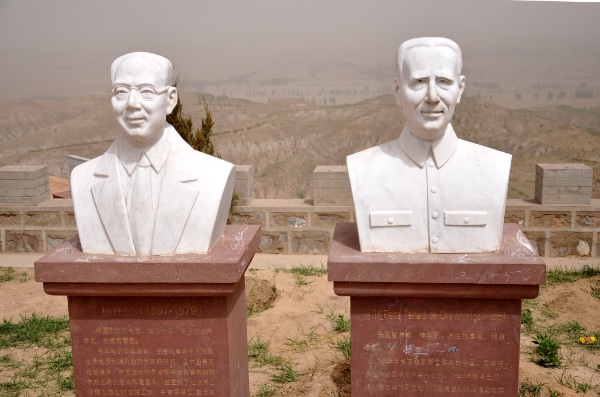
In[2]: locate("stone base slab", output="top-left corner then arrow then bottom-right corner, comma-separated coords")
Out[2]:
35,225 -> 261,397
328,223 -> 545,397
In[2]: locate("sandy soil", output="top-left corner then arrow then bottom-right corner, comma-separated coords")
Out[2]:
2,267 -> 600,396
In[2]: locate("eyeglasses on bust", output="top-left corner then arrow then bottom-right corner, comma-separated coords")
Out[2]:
112,85 -> 170,101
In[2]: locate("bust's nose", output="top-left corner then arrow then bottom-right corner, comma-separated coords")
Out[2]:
426,80 -> 440,104
126,89 -> 142,109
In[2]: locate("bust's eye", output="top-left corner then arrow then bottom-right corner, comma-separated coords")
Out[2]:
137,86 -> 160,100
139,86 -> 157,95
113,86 -> 130,100
411,78 -> 428,89
437,78 -> 453,87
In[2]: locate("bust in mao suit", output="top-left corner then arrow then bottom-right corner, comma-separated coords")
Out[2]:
347,38 -> 512,253
71,52 -> 235,256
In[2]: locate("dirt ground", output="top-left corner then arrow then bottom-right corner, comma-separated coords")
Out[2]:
2,266 -> 600,396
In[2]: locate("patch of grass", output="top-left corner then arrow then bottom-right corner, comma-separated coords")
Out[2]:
293,273 -> 313,287
276,263 -> 327,288
48,350 -> 72,372
590,285 -> 600,300
0,268 -> 28,284
0,314 -> 70,349
0,315 -> 73,396
547,264 -> 600,285
284,336 -> 310,352
0,379 -> 28,396
289,263 -> 327,277
284,328 -> 318,353
581,265 -> 600,278
254,384 -> 277,397
329,314 -> 350,333
575,378 -> 594,393
248,335 -> 270,361
0,353 -> 14,365
248,335 -> 283,367
533,333 -> 562,368
0,268 -> 16,283
519,379 -> 543,397
271,359 -> 297,384
57,373 -> 75,392
333,337 -> 351,360
248,335 -> 292,397
521,308 -> 534,331
555,371 -> 575,388
558,320 -> 585,337
539,306 -> 559,320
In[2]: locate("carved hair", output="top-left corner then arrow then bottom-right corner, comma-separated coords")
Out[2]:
395,37 -> 462,80
111,52 -> 174,86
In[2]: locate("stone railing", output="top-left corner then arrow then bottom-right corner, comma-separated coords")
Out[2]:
1,163 -> 598,258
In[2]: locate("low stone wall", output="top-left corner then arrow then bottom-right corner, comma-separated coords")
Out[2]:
505,200 -> 600,257
233,198 -> 600,257
1,163 -> 599,258
0,200 -> 77,253
229,199 -> 355,254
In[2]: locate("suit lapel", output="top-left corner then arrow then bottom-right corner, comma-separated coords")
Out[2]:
91,144 -> 136,255
152,128 -> 200,254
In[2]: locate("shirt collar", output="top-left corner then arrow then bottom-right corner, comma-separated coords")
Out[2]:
118,126 -> 171,176
398,123 -> 458,168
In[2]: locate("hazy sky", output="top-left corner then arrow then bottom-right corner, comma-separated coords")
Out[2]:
0,0 -> 599,99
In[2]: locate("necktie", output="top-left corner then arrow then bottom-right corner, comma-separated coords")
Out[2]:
130,154 -> 154,255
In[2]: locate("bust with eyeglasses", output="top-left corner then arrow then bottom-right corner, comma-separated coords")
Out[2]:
71,52 -> 235,256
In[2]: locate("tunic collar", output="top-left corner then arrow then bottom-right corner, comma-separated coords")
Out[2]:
118,126 -> 172,176
399,124 -> 459,168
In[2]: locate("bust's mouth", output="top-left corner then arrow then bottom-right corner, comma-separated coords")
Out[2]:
421,110 -> 444,117
126,117 -> 146,125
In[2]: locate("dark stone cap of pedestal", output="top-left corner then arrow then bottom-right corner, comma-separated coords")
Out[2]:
35,225 -> 261,297
328,223 -> 546,299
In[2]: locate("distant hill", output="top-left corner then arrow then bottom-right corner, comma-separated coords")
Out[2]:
531,105 -> 600,134
0,93 -> 598,200
0,95 -> 116,176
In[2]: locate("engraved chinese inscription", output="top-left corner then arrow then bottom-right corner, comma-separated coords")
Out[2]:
68,296 -> 226,396
352,297 -> 521,396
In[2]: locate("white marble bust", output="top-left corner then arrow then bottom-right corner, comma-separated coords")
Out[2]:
347,37 -> 511,253
71,52 -> 235,256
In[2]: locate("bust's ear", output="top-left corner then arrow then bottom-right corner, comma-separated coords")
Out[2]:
392,78 -> 402,107
456,75 -> 466,104
166,86 -> 178,115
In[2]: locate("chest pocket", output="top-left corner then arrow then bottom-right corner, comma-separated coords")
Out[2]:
444,211 -> 487,226
370,210 -> 412,227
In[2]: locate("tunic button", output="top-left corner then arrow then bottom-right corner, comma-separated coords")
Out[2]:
464,217 -> 470,224
387,217 -> 394,225
431,186 -> 438,193
432,212 -> 439,219
432,237 -> 439,244
428,160 -> 435,167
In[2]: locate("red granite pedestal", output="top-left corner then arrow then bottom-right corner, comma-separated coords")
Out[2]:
328,223 -> 546,396
35,225 -> 261,397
